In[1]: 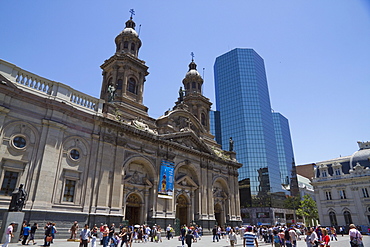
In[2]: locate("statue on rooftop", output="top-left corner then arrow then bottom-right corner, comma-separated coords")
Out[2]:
107,84 -> 116,102
229,137 -> 234,152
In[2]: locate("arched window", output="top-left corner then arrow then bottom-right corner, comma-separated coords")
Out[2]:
329,211 -> 337,226
186,83 -> 190,90
198,83 -> 201,91
124,41 -> 128,49
127,78 -> 138,94
131,43 -> 135,51
344,211 -> 352,225
117,43 -> 120,51
192,82 -> 196,89
201,113 -> 206,126
117,79 -> 123,90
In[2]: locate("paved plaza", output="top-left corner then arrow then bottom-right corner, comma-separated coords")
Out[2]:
4,234 -> 369,247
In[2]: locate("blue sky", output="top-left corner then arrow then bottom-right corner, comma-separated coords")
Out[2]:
1,1 -> 370,165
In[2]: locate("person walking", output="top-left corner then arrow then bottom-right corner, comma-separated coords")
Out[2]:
320,228 -> 330,247
27,223 -> 38,245
102,225 -> 110,247
288,227 -> 298,247
91,225 -> 98,247
166,224 -> 172,240
243,226 -> 258,247
229,229 -> 238,247
51,223 -> 57,243
21,223 -> 31,245
330,227 -> 337,241
2,222 -> 15,247
273,230 -> 281,247
80,224 -> 91,247
70,221 -> 79,240
349,224 -> 363,247
43,222 -> 53,247
185,230 -> 194,247
212,225 -> 219,242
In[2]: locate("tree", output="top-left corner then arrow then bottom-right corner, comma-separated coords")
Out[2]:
284,195 -> 300,210
296,194 -> 319,227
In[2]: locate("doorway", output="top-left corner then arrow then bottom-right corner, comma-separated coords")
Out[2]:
125,193 -> 141,225
176,195 -> 188,226
214,203 -> 223,226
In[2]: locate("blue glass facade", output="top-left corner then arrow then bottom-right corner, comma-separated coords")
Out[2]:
272,112 -> 294,186
210,110 -> 222,146
213,48 -> 290,196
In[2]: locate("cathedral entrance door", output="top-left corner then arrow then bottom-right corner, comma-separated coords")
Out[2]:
214,203 -> 223,226
176,195 -> 188,226
125,193 -> 142,225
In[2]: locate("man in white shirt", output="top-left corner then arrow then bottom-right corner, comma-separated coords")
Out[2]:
288,227 -> 298,247
2,222 -> 15,247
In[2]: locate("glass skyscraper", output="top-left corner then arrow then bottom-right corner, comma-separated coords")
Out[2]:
272,112 -> 294,186
213,48 -> 294,199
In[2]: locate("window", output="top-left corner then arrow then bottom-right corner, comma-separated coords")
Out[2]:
334,168 -> 341,175
63,180 -> 76,202
0,171 -> 19,196
192,82 -> 196,89
256,212 -> 269,218
329,211 -> 338,226
201,113 -> 206,126
321,170 -> 327,177
70,149 -> 80,160
13,136 -> 26,149
117,79 -> 123,90
362,188 -> 369,198
325,191 -> 332,200
344,211 -> 352,225
131,43 -> 135,51
339,190 -> 347,199
127,78 -> 137,94
124,41 -> 128,49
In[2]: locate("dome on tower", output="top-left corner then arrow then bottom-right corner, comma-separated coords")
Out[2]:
185,60 -> 201,77
349,141 -> 370,168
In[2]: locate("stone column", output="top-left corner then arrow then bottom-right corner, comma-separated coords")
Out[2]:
144,190 -> 150,223
190,190 -> 195,222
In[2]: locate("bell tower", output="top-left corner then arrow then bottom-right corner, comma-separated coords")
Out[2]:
180,55 -> 212,132
100,10 -> 150,120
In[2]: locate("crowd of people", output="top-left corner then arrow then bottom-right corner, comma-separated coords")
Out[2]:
1,220 -> 366,247
71,223 -> 203,247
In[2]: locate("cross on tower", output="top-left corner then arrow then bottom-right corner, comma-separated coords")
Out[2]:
191,52 -> 195,61
129,9 -> 135,19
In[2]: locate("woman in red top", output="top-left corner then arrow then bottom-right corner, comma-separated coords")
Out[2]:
321,228 -> 330,247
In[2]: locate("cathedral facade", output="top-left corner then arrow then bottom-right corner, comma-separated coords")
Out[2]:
0,16 -> 242,230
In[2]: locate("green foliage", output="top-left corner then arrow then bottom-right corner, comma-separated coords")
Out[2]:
296,194 -> 318,227
284,195 -> 301,209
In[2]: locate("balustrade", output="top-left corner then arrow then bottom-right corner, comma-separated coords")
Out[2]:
0,59 -> 103,114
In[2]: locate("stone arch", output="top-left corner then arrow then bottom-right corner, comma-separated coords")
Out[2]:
2,120 -> 40,149
122,155 -> 156,181
213,177 -> 230,227
174,160 -> 199,185
122,156 -> 155,225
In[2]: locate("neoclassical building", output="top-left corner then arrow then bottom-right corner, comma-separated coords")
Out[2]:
312,141 -> 370,232
0,16 -> 242,230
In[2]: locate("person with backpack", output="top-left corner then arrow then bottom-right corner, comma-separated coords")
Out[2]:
349,224 -> 363,247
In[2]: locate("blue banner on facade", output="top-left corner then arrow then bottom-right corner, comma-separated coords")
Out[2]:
158,160 -> 175,199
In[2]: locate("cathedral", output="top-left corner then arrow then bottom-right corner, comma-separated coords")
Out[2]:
0,15 -> 242,230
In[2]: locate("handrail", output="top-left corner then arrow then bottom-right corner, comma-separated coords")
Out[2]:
0,59 -> 104,115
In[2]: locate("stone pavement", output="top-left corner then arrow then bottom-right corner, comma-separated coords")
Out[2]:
4,234 -> 369,247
